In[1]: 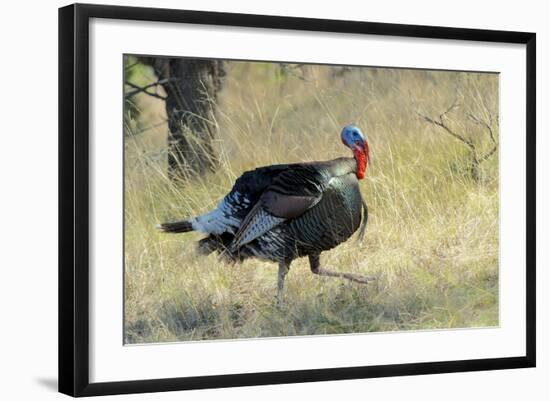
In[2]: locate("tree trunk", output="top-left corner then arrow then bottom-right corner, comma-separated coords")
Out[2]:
140,57 -> 225,179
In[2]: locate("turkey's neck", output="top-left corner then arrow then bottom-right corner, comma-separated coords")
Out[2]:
327,157 -> 360,178
324,151 -> 368,179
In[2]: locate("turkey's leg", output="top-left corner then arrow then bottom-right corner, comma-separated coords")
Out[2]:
309,254 -> 373,284
276,261 -> 290,306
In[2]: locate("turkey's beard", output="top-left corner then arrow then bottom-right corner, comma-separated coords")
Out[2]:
353,143 -> 369,179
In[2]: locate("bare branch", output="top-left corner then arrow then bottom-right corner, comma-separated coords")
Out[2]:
417,100 -> 498,181
467,112 -> 497,145
124,60 -> 140,71
416,108 -> 476,152
478,145 -> 498,163
467,112 -> 498,163
125,80 -> 167,101
439,99 -> 460,121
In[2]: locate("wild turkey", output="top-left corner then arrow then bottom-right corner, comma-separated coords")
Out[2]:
158,124 -> 372,304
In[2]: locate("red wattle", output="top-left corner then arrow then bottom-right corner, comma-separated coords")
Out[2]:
353,144 -> 369,180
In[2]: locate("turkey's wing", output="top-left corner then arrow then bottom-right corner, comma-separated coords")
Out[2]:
230,165 -> 326,250
260,190 -> 320,219
260,165 -> 325,218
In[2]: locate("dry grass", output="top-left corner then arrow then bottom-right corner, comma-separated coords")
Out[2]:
124,60 -> 499,344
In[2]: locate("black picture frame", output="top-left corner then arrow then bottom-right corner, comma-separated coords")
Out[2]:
59,3 -> 536,397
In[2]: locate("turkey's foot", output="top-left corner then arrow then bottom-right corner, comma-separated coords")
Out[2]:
312,266 -> 375,284
308,253 -> 374,284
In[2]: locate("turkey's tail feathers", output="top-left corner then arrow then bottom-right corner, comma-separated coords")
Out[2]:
156,220 -> 194,233
197,236 -> 223,255
198,234 -> 249,264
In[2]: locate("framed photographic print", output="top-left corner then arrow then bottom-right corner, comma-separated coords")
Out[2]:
58,3 -> 536,397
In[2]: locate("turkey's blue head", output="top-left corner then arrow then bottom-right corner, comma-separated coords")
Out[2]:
341,124 -> 369,179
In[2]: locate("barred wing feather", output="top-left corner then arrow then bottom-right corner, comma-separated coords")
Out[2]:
230,164 -> 328,250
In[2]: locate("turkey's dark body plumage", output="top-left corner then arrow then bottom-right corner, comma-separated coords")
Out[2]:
248,173 -> 363,262
160,157 -> 366,264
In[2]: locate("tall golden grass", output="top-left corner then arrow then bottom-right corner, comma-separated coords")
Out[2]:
124,60 -> 499,343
